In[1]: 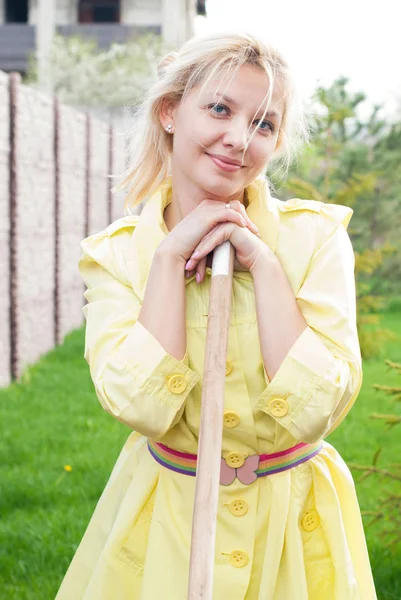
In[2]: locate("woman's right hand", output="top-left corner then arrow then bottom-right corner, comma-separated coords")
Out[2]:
158,198 -> 259,268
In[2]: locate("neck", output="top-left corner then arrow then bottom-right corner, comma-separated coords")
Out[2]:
163,170 -> 247,232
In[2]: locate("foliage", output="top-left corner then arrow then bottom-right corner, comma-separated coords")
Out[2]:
24,32 -> 165,107
269,76 -> 401,358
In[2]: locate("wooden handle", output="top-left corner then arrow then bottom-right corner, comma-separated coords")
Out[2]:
187,240 -> 235,599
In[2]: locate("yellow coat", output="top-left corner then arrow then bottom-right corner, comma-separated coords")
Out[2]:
56,176 -> 377,599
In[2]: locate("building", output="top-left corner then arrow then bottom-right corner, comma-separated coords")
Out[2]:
0,0 -> 207,73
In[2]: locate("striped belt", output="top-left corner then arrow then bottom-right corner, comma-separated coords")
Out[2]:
147,439 -> 323,486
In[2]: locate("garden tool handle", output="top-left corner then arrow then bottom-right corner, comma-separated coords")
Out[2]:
188,240 -> 235,599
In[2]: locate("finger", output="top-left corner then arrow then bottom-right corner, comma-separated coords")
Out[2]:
200,199 -> 248,231
230,200 -> 259,235
186,229 -> 214,271
186,229 -> 215,271
187,223 -> 233,269
196,256 -> 207,283
182,199 -> 250,262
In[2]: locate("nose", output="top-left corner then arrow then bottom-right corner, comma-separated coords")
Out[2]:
222,117 -> 248,151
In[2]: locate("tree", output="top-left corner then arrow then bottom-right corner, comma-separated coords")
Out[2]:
269,76 -> 401,358
25,33 -> 165,108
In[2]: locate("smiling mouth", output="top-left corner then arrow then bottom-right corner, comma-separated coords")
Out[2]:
205,153 -> 246,172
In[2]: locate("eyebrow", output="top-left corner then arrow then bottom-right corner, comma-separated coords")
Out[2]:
215,94 -> 281,119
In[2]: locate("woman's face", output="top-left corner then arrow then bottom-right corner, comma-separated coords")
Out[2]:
162,63 -> 284,200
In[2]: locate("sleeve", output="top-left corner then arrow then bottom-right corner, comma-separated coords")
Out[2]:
255,204 -> 362,443
78,230 -> 200,439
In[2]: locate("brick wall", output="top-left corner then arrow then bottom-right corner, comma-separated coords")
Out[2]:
0,72 -> 126,386
15,81 -> 56,376
56,100 -> 87,345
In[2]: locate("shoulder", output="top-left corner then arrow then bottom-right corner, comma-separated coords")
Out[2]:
103,215 -> 141,237
276,197 -> 322,216
82,215 -> 140,244
276,197 -> 353,243
81,215 -> 140,252
277,197 -> 353,228
79,215 -> 140,284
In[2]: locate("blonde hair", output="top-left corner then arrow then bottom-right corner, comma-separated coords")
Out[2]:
116,31 -> 311,213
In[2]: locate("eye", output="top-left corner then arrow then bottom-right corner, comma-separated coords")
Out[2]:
254,120 -> 275,133
207,103 -> 230,116
206,103 -> 275,133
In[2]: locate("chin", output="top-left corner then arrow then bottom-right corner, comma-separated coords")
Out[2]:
198,177 -> 242,200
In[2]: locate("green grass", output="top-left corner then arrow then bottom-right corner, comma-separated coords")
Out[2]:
1,314 -> 401,599
327,310 -> 401,599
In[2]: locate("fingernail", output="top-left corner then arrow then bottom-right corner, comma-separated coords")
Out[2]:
185,270 -> 191,278
185,260 -> 192,269
196,272 -> 201,283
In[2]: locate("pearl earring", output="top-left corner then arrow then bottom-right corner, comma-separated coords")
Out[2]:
165,124 -> 173,133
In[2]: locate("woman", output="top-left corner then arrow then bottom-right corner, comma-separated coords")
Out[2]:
56,31 -> 377,599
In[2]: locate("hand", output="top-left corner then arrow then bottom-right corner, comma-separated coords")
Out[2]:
158,197 -> 259,272
184,200 -> 271,283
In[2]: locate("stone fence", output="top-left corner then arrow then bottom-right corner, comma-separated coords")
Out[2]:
0,71 -> 126,386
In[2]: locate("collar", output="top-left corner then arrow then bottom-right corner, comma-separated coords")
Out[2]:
126,176 -> 280,302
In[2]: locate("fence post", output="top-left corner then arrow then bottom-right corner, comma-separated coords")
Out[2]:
108,123 -> 113,225
9,72 -> 21,380
54,96 -> 60,345
84,113 -> 91,239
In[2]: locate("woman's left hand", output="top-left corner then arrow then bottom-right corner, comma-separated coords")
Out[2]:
184,200 -> 272,282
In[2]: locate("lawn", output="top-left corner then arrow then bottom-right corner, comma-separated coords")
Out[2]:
328,310 -> 401,599
0,313 -> 400,599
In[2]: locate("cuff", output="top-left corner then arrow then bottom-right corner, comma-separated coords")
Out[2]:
109,320 -> 200,410
255,326 -> 335,431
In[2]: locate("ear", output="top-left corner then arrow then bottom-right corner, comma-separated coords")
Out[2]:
159,97 -> 178,131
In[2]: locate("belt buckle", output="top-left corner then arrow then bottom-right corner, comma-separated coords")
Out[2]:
220,454 -> 260,486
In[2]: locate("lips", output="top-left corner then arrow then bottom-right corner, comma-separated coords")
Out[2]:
206,153 -> 245,173
206,152 -> 243,167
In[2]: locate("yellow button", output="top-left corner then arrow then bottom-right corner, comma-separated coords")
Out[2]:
268,397 -> 289,417
223,411 -> 240,428
301,509 -> 320,532
225,359 -> 233,376
167,374 -> 187,394
229,550 -> 248,568
225,452 -> 244,468
229,499 -> 248,517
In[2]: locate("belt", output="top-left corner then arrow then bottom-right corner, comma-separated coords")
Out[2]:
147,439 -> 323,486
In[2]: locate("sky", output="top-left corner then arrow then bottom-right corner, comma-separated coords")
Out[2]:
195,0 -> 401,121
